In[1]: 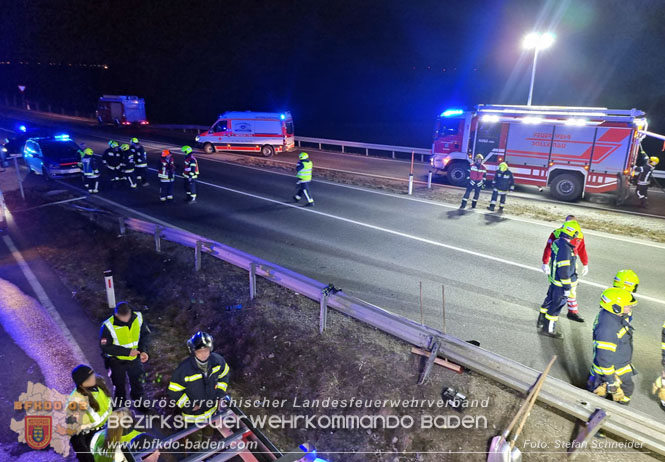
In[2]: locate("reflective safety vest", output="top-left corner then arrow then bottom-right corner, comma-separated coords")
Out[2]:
103,312 -> 143,361
90,428 -> 142,462
548,238 -> 575,289
69,387 -> 112,431
296,160 -> 312,182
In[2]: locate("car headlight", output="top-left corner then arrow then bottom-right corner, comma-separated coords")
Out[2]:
195,135 -> 200,142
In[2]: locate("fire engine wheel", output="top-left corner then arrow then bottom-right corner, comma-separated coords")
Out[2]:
447,162 -> 469,187
203,143 -> 216,154
550,173 -> 582,202
261,145 -> 275,157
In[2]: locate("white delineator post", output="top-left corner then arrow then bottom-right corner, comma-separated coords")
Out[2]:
104,270 -> 116,308
408,151 -> 415,195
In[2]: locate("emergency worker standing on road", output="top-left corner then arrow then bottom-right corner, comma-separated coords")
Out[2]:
158,149 -> 175,202
487,161 -> 514,212
103,140 -> 122,186
182,145 -> 199,202
81,148 -> 101,193
460,154 -> 486,209
541,215 -> 588,322
119,144 -> 137,189
293,152 -> 314,206
130,138 -> 149,186
587,288 -> 638,405
633,156 -> 659,207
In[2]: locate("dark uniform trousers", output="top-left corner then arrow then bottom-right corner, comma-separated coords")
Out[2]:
108,357 -> 144,406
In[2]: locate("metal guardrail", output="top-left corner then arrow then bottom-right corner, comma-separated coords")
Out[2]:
295,136 -> 430,161
121,217 -> 665,456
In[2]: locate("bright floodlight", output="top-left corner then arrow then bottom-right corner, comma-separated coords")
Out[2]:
523,32 -> 555,50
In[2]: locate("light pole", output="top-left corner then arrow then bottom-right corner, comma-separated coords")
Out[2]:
523,32 -> 555,106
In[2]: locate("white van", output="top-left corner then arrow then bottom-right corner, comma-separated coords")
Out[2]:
195,111 -> 295,157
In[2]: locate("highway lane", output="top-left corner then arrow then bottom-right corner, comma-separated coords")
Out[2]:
3,113 -> 665,418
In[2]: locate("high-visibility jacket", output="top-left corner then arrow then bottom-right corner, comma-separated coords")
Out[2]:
492,170 -> 514,192
158,157 -> 175,181
101,312 -> 147,361
296,160 -> 312,182
90,428 -> 142,462
131,145 -> 147,168
82,156 -> 101,178
120,150 -> 135,172
661,321 -> 665,367
103,148 -> 121,169
542,230 -> 588,266
634,163 -> 655,186
167,353 -> 229,423
183,155 -> 199,179
547,237 -> 575,290
67,387 -> 112,434
467,162 -> 486,186
591,309 -> 634,382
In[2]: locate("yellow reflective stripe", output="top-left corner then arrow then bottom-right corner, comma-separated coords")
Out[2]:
560,278 -> 572,284
661,342 -> 665,350
539,307 -> 548,314
557,260 -> 571,267
617,327 -> 629,339
216,382 -> 228,391
592,364 -> 615,375
616,365 -> 632,376
545,314 -> 558,321
211,365 -> 221,374
551,280 -> 562,287
594,341 -> 617,352
176,393 -> 189,408
184,373 -> 203,382
183,404 -> 218,423
168,382 -> 185,392
662,322 -> 665,328
219,363 -> 229,378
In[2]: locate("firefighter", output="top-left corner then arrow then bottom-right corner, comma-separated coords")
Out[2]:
119,144 -> 137,189
103,140 -> 122,186
130,138 -> 149,186
487,162 -> 514,212
459,154 -> 486,209
587,287 -> 638,405
182,145 -> 199,202
167,332 -> 230,427
537,220 -> 581,338
158,149 -> 175,202
66,365 -> 113,462
90,408 -> 160,462
81,148 -> 101,194
633,156 -> 659,207
100,302 -> 151,409
541,215 -> 588,322
293,152 -> 314,206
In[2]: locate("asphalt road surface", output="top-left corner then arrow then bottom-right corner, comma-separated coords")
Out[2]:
2,110 -> 665,420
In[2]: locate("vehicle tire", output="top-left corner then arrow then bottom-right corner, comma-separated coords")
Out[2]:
446,162 -> 469,187
203,143 -> 216,154
550,173 -> 582,202
42,166 -> 52,182
261,145 -> 275,157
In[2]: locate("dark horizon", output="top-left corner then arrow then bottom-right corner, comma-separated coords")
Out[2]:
2,0 -> 665,147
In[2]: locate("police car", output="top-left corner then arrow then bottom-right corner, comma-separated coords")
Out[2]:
23,134 -> 82,178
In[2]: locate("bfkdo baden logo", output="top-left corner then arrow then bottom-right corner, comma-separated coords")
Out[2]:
25,416 -> 52,450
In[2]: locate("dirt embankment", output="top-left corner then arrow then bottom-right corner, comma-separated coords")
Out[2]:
3,187 -> 659,462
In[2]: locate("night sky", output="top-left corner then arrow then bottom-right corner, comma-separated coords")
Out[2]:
1,0 -> 665,146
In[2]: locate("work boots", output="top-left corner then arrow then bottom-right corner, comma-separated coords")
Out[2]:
487,204 -> 495,212
536,313 -> 546,329
459,199 -> 467,209
540,319 -> 563,339
567,311 -> 585,323
471,200 -> 477,209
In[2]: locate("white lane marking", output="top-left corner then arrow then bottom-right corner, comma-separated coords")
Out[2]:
1,234 -> 90,364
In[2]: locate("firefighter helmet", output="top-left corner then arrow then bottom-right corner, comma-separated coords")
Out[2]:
649,156 -> 660,166
613,269 -> 640,293
187,331 -> 213,354
130,137 -> 139,144
475,154 -> 484,161
161,149 -> 171,157
299,152 -> 309,160
182,145 -> 193,155
83,148 -> 94,156
120,143 -> 130,151
599,287 -> 637,315
109,140 -> 119,148
498,162 -> 508,172
559,220 -> 582,239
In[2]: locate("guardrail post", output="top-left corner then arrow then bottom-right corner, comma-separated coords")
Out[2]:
341,145 -> 345,153
319,292 -> 329,333
195,240 -> 202,271
418,339 -> 440,385
428,170 -> 432,189
392,151 -> 395,159
249,263 -> 257,300
154,226 -> 162,253
104,270 -> 116,309
420,154 -> 424,162
118,217 -> 126,235
318,142 -> 322,150
365,148 -> 368,156
408,174 -> 414,195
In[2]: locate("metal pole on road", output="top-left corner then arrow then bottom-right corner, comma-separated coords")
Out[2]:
428,170 -> 432,189
408,151 -> 415,195
527,47 -> 539,106
104,270 -> 116,308
13,156 -> 25,200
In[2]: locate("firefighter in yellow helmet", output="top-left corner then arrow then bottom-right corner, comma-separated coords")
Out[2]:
633,156 -> 659,207
293,152 -> 314,206
613,269 -> 639,293
587,288 -> 638,404
538,220 -> 581,338
487,162 -> 514,212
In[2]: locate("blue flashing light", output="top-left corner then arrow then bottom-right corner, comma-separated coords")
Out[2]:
54,134 -> 70,141
19,124 -> 27,132
280,114 -> 286,120
441,108 -> 464,117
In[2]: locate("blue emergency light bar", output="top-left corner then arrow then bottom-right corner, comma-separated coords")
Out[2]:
441,109 -> 464,117
280,114 -> 286,120
19,124 -> 27,132
54,134 -> 70,141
